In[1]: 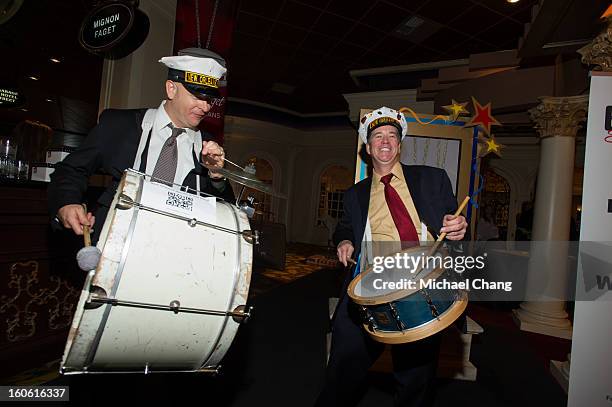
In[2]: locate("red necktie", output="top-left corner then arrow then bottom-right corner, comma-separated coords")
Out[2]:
380,173 -> 419,248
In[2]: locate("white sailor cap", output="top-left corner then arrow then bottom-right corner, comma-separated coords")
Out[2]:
358,106 -> 408,144
159,54 -> 227,99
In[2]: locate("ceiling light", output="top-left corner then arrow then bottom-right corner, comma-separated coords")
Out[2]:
45,98 -> 55,103
395,15 -> 425,37
49,57 -> 61,63
506,0 -> 520,3
28,75 -> 39,81
20,108 -> 28,112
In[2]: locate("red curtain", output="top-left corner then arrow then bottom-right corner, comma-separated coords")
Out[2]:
174,0 -> 240,145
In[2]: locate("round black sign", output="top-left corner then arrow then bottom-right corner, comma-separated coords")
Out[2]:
79,2 -> 134,52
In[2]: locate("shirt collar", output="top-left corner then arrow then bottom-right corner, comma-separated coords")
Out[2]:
155,100 -> 198,144
157,100 -> 172,129
373,161 -> 405,184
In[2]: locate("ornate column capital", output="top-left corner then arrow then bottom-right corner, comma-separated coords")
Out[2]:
528,95 -> 589,139
578,16 -> 612,71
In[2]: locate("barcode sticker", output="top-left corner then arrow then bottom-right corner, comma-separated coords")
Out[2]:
140,181 -> 216,224
166,191 -> 193,211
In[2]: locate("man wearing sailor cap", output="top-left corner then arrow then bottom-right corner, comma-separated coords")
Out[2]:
49,49 -> 234,241
316,107 -> 468,406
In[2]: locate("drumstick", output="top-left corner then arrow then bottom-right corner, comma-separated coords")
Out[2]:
429,196 -> 471,254
222,157 -> 245,171
76,204 -> 101,271
410,196 -> 470,279
82,204 -> 91,247
201,146 -> 245,171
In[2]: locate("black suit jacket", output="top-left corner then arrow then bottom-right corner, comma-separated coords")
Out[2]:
333,164 -> 465,278
48,108 -> 235,239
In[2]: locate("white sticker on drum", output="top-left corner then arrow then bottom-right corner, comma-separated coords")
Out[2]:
140,181 -> 217,223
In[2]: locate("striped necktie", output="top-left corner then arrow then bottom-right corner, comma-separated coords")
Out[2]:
151,123 -> 185,185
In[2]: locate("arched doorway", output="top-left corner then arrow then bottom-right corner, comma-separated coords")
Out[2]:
480,166 -> 511,240
317,165 -> 353,246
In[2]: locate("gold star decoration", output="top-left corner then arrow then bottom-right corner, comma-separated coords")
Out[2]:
482,136 -> 503,157
442,99 -> 469,122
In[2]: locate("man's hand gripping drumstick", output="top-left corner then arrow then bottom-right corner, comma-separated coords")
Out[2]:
75,204 -> 102,272
201,140 -> 226,180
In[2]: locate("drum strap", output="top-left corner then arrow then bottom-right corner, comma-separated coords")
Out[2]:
133,108 -> 203,193
352,253 -> 362,278
353,219 -> 373,277
133,108 -> 157,172
356,218 -> 428,277
138,127 -> 153,173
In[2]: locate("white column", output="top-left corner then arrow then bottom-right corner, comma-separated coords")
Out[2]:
98,0 -> 177,111
512,95 -> 588,339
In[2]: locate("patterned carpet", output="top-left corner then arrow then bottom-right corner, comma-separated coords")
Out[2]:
249,243 -> 342,297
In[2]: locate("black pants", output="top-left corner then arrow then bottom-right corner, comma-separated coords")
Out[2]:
315,295 -> 440,407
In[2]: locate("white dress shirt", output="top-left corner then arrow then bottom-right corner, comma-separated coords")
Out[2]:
144,101 -> 201,185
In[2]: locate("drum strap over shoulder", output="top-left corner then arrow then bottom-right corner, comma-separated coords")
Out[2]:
356,218 -> 429,277
133,108 -> 157,171
354,219 -> 373,277
138,127 -> 153,173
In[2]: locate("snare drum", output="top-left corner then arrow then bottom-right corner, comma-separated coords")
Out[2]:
61,169 -> 253,374
347,245 -> 467,344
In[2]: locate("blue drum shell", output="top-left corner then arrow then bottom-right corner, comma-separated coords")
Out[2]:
367,283 -> 458,332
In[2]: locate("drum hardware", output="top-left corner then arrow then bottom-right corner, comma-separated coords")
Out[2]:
60,365 -> 223,375
237,193 -> 257,219
169,300 -> 181,314
83,285 -> 107,309
115,192 -> 257,242
231,305 -> 253,323
388,303 -> 407,331
360,306 -> 378,332
197,365 -> 222,375
242,229 -> 259,245
419,289 -> 440,320
366,314 -> 378,332
87,294 -> 253,321
238,201 -> 255,219
117,193 -> 135,210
